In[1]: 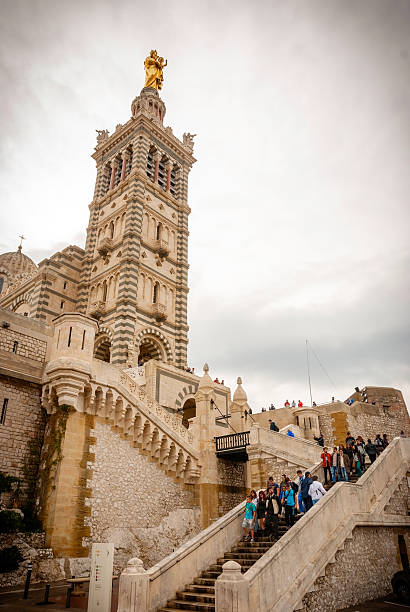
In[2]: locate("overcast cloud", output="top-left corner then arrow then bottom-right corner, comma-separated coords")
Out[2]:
0,0 -> 409,411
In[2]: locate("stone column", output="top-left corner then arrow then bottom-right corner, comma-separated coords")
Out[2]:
195,364 -> 219,529
153,151 -> 161,183
164,160 -> 172,192
215,561 -> 250,612
230,377 -> 250,433
117,558 -> 149,612
120,150 -> 128,182
109,161 -> 117,190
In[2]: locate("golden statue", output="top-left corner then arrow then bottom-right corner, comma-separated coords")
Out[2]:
144,50 -> 167,90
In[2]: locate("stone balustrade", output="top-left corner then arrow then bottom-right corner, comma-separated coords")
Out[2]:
42,360 -> 200,484
117,437 -> 410,611
117,500 -> 245,612
247,423 -> 322,480
216,436 -> 410,612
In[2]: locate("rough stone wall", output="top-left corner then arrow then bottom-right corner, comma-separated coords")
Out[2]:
347,408 -> 410,443
302,527 -> 409,611
384,474 -> 410,516
318,413 -> 334,447
87,419 -> 200,571
0,375 -> 45,497
216,458 -> 246,515
0,327 -> 46,361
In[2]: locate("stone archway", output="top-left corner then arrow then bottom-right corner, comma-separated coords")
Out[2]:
137,336 -> 164,365
94,334 -> 111,362
181,397 -> 196,428
134,327 -> 173,364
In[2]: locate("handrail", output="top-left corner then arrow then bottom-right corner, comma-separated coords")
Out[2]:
215,431 -> 250,452
239,436 -> 410,611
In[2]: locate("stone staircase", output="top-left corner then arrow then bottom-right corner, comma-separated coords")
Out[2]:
156,468 -> 364,611
157,514 -> 302,611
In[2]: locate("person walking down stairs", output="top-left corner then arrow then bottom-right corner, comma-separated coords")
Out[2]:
308,476 -> 326,505
242,495 -> 256,542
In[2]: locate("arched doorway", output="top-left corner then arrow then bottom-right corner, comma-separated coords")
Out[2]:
181,397 -> 196,428
137,337 -> 164,365
94,335 -> 111,362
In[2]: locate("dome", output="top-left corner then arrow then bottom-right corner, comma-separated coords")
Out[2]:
0,246 -> 37,277
0,246 -> 38,296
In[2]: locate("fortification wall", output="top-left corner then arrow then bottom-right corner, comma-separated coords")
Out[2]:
0,375 -> 45,500
87,419 -> 201,571
216,458 -> 247,516
318,400 -> 410,448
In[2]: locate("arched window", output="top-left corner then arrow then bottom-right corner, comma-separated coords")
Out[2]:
158,157 -> 166,190
156,222 -> 162,240
109,221 -> 114,239
125,146 -> 133,176
102,280 -> 108,302
153,281 -> 159,304
114,156 -> 122,186
102,163 -> 111,194
170,165 -> 177,197
0,277 -> 4,294
147,149 -> 155,181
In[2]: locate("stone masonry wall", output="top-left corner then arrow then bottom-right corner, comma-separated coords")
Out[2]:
216,458 -> 247,516
302,527 -> 409,611
0,327 -> 46,362
384,474 -> 410,516
87,419 -> 200,571
347,407 -> 410,443
0,375 -> 45,498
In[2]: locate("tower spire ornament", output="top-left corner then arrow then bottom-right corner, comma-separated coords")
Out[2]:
144,50 -> 167,90
18,234 -> 25,251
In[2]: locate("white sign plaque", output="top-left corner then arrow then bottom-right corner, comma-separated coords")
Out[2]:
88,542 -> 114,612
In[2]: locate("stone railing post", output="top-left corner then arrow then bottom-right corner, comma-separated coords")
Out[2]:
215,561 -> 250,612
117,558 -> 149,612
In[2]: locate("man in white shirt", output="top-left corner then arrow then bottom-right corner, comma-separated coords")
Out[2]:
308,476 -> 326,505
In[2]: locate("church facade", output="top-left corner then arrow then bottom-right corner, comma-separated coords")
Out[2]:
0,57 -> 409,592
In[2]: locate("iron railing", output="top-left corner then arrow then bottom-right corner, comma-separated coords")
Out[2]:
214,431 -> 250,453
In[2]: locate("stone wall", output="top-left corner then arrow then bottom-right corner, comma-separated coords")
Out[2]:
318,402 -> 410,449
87,419 -> 200,571
0,375 -> 45,498
347,406 -> 410,443
0,326 -> 47,362
384,474 -> 410,516
301,527 -> 409,611
216,458 -> 247,515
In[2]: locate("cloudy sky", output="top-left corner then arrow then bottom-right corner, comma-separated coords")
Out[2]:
1,0 -> 409,411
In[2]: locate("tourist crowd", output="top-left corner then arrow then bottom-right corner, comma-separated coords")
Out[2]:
242,431 -> 392,542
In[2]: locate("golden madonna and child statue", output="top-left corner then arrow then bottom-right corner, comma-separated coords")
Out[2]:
144,50 -> 167,91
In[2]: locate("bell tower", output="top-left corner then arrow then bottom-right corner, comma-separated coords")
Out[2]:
76,53 -> 196,369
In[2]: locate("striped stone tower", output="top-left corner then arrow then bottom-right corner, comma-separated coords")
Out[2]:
77,78 -> 196,370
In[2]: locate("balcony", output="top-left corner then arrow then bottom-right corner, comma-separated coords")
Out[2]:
151,303 -> 167,323
89,300 -> 106,319
97,237 -> 114,258
152,239 -> 170,258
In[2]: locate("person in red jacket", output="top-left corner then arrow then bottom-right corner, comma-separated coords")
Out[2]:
298,400 -> 303,407
321,447 -> 332,484
284,399 -> 290,407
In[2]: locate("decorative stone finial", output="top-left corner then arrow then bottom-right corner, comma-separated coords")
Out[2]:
198,362 -> 213,389
123,557 -> 146,575
233,376 -> 247,404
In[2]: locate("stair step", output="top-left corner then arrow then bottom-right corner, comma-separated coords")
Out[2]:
201,571 -> 221,579
167,600 -> 215,610
222,552 -> 261,560
193,578 -> 216,586
186,585 -> 215,594
176,591 -> 215,602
